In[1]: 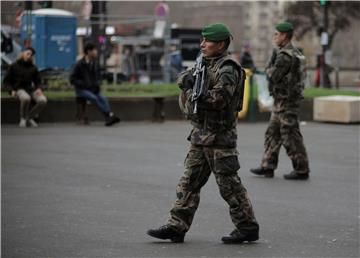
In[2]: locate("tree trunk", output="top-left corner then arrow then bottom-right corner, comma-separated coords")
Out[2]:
322,31 -> 337,88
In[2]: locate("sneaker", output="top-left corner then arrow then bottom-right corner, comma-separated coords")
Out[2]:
147,225 -> 185,243
105,115 -> 121,126
283,171 -> 309,180
19,118 -> 27,128
250,167 -> 274,178
221,229 -> 259,244
28,119 -> 39,127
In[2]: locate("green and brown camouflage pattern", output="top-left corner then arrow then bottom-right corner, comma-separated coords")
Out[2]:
262,42 -> 310,174
169,52 -> 259,235
178,52 -> 244,148
167,145 -> 259,234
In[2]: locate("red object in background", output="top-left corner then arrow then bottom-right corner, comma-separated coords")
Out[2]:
315,68 -> 320,87
98,35 -> 106,44
155,3 -> 169,18
23,39 -> 31,48
15,10 -> 22,28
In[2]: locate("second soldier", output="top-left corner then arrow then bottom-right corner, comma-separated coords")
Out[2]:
250,22 -> 310,180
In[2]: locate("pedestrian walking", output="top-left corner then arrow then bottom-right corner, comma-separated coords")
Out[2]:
240,43 -> 255,71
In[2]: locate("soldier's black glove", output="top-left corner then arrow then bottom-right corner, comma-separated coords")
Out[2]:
177,70 -> 195,91
92,85 -> 100,94
268,49 -> 278,67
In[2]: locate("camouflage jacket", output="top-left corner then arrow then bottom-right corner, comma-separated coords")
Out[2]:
178,52 -> 244,148
265,42 -> 306,110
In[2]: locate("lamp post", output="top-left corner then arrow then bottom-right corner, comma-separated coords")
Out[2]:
320,0 -> 329,88
24,0 -> 32,48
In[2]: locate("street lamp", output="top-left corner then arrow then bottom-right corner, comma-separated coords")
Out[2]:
320,0 -> 329,88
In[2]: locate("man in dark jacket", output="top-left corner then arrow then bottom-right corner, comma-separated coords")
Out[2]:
240,43 -> 255,71
3,47 -> 47,127
70,42 -> 120,126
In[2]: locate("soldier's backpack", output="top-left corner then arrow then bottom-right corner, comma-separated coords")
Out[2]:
212,56 -> 246,112
280,47 -> 307,99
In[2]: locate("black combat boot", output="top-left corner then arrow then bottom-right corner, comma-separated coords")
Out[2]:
221,229 -> 259,244
147,225 -> 185,243
250,167 -> 274,178
283,171 -> 309,180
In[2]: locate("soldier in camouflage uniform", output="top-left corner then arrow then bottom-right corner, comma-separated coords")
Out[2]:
147,23 -> 259,244
250,22 -> 310,180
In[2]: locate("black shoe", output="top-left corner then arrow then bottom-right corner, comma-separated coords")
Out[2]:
147,225 -> 185,243
105,115 -> 121,126
221,229 -> 259,244
250,167 -> 274,178
283,171 -> 309,180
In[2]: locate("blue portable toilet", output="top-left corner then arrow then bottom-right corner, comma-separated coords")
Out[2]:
20,9 -> 77,70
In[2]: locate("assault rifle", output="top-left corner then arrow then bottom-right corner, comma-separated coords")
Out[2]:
191,53 -> 206,114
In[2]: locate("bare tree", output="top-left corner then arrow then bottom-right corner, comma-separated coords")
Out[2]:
285,1 -> 360,87
285,1 -> 360,48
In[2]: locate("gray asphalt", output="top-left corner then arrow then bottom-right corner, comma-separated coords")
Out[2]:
1,121 -> 359,258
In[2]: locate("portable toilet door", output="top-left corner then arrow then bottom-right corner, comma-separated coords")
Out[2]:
21,9 -> 77,70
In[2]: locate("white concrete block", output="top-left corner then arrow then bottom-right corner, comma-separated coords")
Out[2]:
313,95 -> 360,123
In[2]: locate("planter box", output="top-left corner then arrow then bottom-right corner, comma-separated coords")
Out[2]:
313,95 -> 360,123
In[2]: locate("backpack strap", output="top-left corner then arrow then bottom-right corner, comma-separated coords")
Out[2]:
214,56 -> 246,112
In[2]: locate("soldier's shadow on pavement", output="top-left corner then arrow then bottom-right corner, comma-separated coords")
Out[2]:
249,175 -> 311,183
147,241 -> 260,245
148,241 -> 188,245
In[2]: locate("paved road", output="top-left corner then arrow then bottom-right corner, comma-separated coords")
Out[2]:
2,121 -> 359,258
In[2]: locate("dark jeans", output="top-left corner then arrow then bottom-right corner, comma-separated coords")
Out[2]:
75,89 -> 110,115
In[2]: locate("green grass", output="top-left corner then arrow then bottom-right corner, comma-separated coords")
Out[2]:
303,87 -> 360,98
250,85 -> 359,99
2,83 -> 358,100
1,83 -> 181,99
43,91 -> 75,99
101,83 -> 181,97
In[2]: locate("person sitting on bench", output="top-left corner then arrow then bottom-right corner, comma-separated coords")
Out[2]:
3,47 -> 47,127
70,42 -> 120,126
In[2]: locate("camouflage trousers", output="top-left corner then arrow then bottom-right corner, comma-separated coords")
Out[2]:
167,145 -> 259,234
261,109 -> 310,174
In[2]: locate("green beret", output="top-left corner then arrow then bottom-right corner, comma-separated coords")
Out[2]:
202,23 -> 232,42
275,22 -> 294,32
